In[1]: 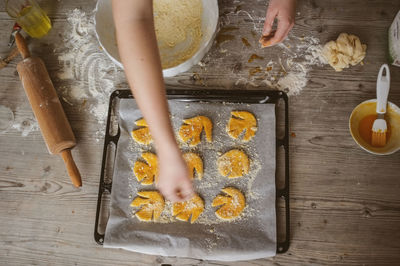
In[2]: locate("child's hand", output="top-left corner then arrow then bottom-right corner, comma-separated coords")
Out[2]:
156,149 -> 194,202
261,0 -> 296,46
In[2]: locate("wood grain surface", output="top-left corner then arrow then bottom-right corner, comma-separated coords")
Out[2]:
1,0 -> 400,265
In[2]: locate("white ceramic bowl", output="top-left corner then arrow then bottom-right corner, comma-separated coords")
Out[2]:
94,0 -> 219,77
349,99 -> 400,155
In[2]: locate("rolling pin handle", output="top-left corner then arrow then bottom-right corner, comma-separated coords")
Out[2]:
15,32 -> 31,59
60,149 -> 82,187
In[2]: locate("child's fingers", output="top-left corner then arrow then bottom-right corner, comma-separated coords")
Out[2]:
156,182 -> 178,202
166,191 -> 191,203
268,20 -> 293,45
169,195 -> 181,203
263,8 -> 278,35
180,181 -> 194,201
161,184 -> 193,203
172,182 -> 194,202
164,190 -> 181,202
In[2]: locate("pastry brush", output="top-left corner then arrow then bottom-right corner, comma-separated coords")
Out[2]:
371,64 -> 390,147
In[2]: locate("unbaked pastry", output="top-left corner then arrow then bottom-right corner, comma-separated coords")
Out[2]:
322,33 -> 367,72
217,149 -> 250,178
131,119 -> 153,145
133,152 -> 158,185
259,30 -> 276,48
183,152 -> 203,180
172,193 -> 204,223
131,191 -> 165,221
178,116 -> 212,146
212,187 -> 245,220
227,111 -> 257,142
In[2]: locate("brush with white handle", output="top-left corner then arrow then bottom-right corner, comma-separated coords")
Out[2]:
371,64 -> 390,147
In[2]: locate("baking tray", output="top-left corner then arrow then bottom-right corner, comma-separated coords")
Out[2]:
94,88 -> 290,254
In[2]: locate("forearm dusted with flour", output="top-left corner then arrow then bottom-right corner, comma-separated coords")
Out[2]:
112,0 -> 178,154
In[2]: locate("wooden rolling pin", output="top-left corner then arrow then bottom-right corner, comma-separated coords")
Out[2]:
15,32 -> 82,187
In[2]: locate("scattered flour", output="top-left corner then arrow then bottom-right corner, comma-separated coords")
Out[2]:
263,36 -> 327,95
55,8 -> 125,141
12,116 -> 39,137
202,7 -> 328,96
230,35 -> 327,96
276,72 -> 308,94
10,102 -> 39,137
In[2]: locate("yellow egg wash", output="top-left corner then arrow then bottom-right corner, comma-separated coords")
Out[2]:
359,114 -> 391,145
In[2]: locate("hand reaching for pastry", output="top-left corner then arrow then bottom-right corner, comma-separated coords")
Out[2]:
260,0 -> 296,47
156,148 -> 194,202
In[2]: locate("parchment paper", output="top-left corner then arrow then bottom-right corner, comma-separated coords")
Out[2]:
104,99 -> 276,261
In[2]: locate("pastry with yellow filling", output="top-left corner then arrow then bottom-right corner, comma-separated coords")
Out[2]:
131,118 -> 153,145
212,187 -> 245,220
133,152 -> 158,185
172,194 -> 204,223
183,152 -> 203,180
178,116 -> 212,146
227,111 -> 257,142
217,149 -> 249,178
131,191 -> 165,221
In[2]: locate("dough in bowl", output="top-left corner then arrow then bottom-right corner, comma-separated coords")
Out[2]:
154,0 -> 203,69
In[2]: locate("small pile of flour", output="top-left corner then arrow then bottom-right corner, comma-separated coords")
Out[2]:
55,9 -> 125,141
9,101 -> 40,137
12,115 -> 39,137
280,36 -> 325,95
259,36 -> 326,95
238,35 -> 326,96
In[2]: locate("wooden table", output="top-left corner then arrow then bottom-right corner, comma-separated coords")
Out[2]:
1,0 -> 400,265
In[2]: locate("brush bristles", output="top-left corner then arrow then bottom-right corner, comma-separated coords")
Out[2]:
371,131 -> 387,147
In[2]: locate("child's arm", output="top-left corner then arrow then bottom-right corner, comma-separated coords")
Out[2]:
112,0 -> 194,202
262,0 -> 296,45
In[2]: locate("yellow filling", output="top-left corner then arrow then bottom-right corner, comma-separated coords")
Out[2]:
183,152 -> 203,180
172,194 -> 204,223
131,119 -> 153,145
179,116 -> 212,146
133,152 -> 158,185
212,187 -> 245,220
227,111 -> 257,142
217,149 -> 250,178
131,191 -> 165,221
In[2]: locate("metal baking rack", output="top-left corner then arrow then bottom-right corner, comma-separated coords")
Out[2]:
94,88 -> 290,254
